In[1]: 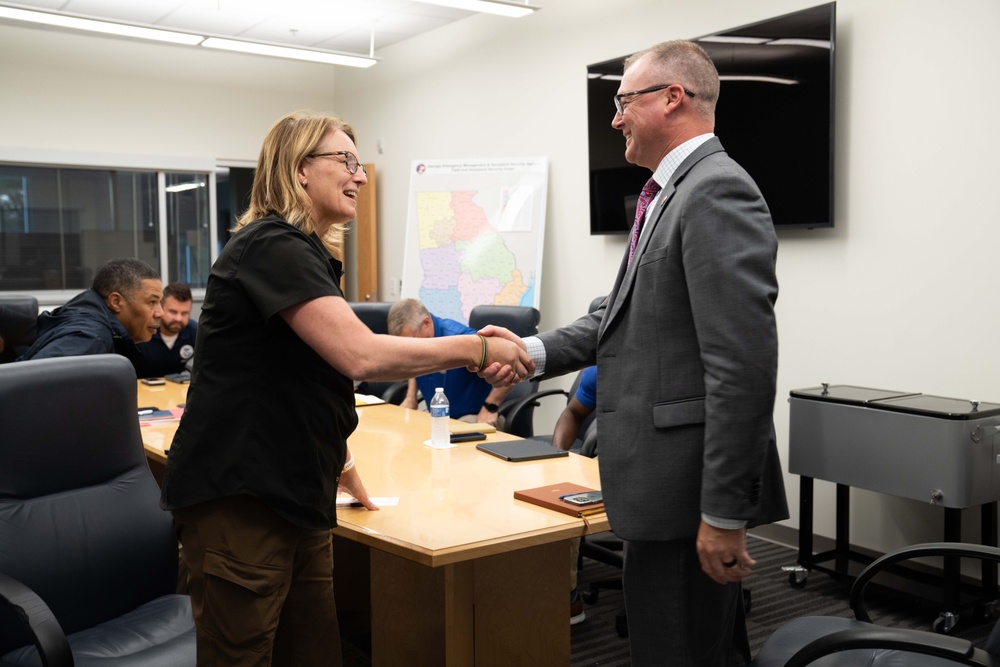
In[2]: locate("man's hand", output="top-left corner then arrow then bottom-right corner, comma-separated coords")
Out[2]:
477,406 -> 499,426
696,521 -> 755,585
473,326 -> 532,386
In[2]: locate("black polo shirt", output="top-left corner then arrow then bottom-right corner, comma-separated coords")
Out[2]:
160,216 -> 358,530
133,322 -> 198,378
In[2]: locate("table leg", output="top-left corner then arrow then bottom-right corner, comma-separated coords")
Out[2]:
369,541 -> 570,667
944,508 -> 961,613
982,503 -> 998,598
798,476 -> 814,563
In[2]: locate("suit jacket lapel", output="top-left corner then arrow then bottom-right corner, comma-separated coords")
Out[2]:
599,137 -> 725,342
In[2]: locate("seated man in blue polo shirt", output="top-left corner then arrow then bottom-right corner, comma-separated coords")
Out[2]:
552,365 -> 597,452
134,282 -> 198,378
387,298 -> 512,427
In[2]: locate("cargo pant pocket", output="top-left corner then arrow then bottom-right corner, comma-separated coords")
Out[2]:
202,548 -> 289,653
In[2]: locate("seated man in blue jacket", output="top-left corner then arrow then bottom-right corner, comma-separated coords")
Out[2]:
134,281 -> 198,378
387,298 -> 512,427
17,257 -> 163,364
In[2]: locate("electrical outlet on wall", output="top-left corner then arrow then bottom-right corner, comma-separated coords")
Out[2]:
388,277 -> 401,298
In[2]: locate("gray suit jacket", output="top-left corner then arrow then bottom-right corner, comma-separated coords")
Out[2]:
538,137 -> 788,541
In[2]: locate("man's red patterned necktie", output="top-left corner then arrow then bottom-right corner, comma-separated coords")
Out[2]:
628,177 -> 661,265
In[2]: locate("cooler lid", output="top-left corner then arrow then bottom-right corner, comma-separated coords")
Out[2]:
871,394 -> 1000,420
789,384 -> 917,406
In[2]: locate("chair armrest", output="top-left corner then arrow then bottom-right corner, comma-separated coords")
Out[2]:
785,626 -> 991,667
499,387 -> 568,431
580,538 -> 623,569
0,572 -> 73,667
580,422 -> 598,458
381,380 -> 411,406
849,543 -> 1000,622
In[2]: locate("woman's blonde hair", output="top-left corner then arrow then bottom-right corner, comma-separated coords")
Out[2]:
235,110 -> 357,257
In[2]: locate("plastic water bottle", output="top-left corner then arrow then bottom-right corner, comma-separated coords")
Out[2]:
429,387 -> 450,447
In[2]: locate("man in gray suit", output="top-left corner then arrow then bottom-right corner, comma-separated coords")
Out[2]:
481,40 -> 787,665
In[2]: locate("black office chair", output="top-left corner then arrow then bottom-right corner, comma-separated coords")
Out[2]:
467,304 -> 541,437
502,367 -> 595,448
349,301 -> 407,404
0,355 -> 195,666
568,420 -> 630,637
750,543 -> 1000,666
498,297 -> 604,441
349,300 -> 394,334
0,295 -> 38,363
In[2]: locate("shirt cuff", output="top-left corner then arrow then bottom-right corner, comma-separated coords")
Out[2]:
522,336 -> 546,377
701,513 -> 746,530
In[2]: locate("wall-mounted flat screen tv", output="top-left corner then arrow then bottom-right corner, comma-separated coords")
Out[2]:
587,2 -> 836,234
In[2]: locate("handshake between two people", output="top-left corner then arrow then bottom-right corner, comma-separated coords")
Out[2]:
467,325 -> 533,388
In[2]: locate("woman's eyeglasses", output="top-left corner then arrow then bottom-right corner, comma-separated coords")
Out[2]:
307,151 -> 367,175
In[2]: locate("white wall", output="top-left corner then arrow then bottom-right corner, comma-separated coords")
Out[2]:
3,0 -> 999,555
0,22 -> 337,161
334,0 -> 1000,552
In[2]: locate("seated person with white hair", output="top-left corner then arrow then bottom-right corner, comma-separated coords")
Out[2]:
388,298 -> 513,427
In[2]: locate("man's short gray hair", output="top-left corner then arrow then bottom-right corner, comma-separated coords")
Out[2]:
387,298 -> 430,335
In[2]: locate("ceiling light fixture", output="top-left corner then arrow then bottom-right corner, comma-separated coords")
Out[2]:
165,181 -> 206,193
767,38 -> 832,49
0,3 -> 377,68
0,4 -> 204,45
719,75 -> 799,85
414,0 -> 539,19
698,35 -> 770,45
201,38 -> 377,68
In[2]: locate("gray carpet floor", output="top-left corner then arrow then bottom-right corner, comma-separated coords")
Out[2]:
344,535 -> 998,665
569,535 -> 998,666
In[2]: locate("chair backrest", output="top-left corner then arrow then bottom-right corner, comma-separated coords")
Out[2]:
349,301 -> 393,334
498,379 -> 540,437
589,295 -> 606,315
466,305 -> 541,437
0,355 -> 177,654
349,301 -> 396,397
468,305 -> 540,338
0,295 -> 39,363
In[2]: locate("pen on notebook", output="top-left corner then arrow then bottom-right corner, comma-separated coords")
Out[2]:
138,409 -> 154,416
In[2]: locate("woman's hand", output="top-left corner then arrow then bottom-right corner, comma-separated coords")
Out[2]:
470,327 -> 534,386
338,459 -> 379,510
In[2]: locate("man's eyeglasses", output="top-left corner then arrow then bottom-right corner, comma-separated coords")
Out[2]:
614,84 -> 696,116
307,150 -> 367,175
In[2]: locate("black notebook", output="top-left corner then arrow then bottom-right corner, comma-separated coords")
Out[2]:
476,438 -> 569,462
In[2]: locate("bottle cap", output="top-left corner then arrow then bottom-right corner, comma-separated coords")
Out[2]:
435,387 -> 443,392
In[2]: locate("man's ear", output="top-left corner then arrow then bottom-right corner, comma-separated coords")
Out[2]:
420,315 -> 434,338
105,291 -> 125,313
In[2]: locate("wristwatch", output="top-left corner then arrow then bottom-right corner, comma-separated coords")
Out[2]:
483,401 -> 500,414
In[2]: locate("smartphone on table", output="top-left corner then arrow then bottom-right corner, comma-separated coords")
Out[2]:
560,491 -> 603,506
450,432 -> 487,443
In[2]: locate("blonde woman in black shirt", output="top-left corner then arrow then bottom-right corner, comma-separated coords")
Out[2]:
161,110 -> 532,666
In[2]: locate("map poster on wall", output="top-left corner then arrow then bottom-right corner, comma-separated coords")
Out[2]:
400,157 -> 548,324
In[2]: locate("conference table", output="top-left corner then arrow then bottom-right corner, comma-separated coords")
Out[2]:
137,380 -> 610,666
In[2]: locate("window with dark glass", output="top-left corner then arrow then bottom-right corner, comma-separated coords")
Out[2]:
0,164 -> 211,292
